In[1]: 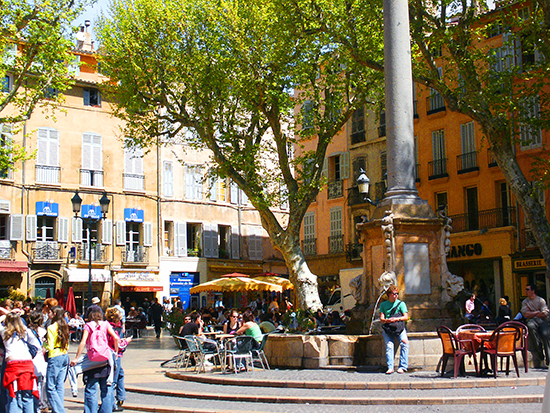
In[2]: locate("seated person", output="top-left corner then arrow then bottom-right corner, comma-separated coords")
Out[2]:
496,297 -> 512,325
522,284 -> 550,367
464,294 -> 476,321
258,312 -> 276,334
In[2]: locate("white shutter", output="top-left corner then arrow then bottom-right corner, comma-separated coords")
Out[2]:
230,181 -> 239,204
212,224 -> 219,258
143,222 -> 153,247
37,129 -> 49,165
231,226 -> 240,259
340,151 -> 350,179
163,161 -> 173,197
248,226 -> 259,260
203,223 -> 212,257
49,129 -> 59,167
116,221 -> 126,246
9,214 -> 24,241
102,219 -> 112,245
241,189 -> 248,205
57,217 -> 69,243
210,180 -> 218,202
175,221 -> 187,257
460,122 -> 476,154
124,148 -> 134,174
82,133 -> 92,169
92,134 -> 102,171
26,215 -> 37,241
71,217 -> 83,243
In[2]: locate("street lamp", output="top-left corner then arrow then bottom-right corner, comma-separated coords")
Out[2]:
71,191 -> 110,310
357,169 -> 377,206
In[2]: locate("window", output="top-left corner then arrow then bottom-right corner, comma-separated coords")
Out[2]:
44,87 -> 58,99
2,75 -> 10,93
37,216 -> 55,242
185,165 -> 203,200
301,100 -> 314,130
36,128 -> 60,184
218,225 -> 231,259
81,133 -> 103,187
431,129 -> 446,176
210,178 -> 227,202
466,187 -> 479,231
487,20 -> 503,38
351,107 -> 365,144
428,68 -> 445,113
378,110 -> 386,137
187,223 -> 202,256
0,215 -> 7,240
163,161 -> 173,197
435,192 -> 447,215
124,146 -> 144,191
83,88 -> 101,106
302,211 -> 316,256
352,157 -> 367,183
459,122 -> 477,171
0,125 -> 12,179
498,181 -> 513,226
248,226 -> 263,260
520,96 -> 542,150
329,207 -> 343,253
164,221 -> 174,256
323,152 -> 350,182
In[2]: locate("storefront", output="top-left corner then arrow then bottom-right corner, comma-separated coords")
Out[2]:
169,272 -> 200,310
0,261 -> 28,298
114,270 -> 163,307
63,267 -> 111,312
511,253 -> 547,310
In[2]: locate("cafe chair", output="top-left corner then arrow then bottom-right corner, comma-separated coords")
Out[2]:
183,335 -> 207,373
195,337 -> 224,370
225,336 -> 255,374
455,324 -> 486,334
251,334 -> 270,370
499,321 -> 529,373
437,325 -> 479,378
480,324 -> 521,378
173,335 -> 191,369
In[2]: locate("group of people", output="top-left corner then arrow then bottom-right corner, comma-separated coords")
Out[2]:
122,297 -> 164,339
0,296 -> 130,413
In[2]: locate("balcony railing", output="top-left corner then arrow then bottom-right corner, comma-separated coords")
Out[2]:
123,173 -> 145,191
77,243 -> 107,262
32,241 -> 61,261
80,169 -> 104,187
428,158 -> 448,179
427,93 -> 446,115
449,207 -> 516,233
0,241 -> 13,260
328,234 -> 344,254
520,229 -> 537,250
346,243 -> 363,262
301,238 -> 317,256
347,186 -> 366,206
36,165 -> 60,184
328,180 -> 343,199
351,131 -> 366,145
121,246 -> 149,264
457,152 -> 479,174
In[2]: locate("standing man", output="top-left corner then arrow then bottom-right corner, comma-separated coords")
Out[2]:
379,285 -> 409,374
149,298 -> 164,339
114,299 -> 126,336
521,284 -> 550,367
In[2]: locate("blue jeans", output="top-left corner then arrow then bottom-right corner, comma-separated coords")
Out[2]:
113,357 -> 125,403
46,354 -> 69,413
84,376 -> 113,413
382,329 -> 409,371
6,390 -> 36,413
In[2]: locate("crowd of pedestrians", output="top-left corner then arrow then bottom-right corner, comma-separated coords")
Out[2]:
0,297 -> 130,413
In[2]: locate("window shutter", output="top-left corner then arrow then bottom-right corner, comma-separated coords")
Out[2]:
203,223 -> 212,257
210,180 -> 218,201
230,181 -> 239,204
37,129 -> 49,165
175,221 -> 187,256
71,218 -> 82,243
97,90 -> 102,106
57,217 -> 69,243
102,219 -> 112,244
163,161 -> 173,197
255,227 -> 263,260
124,148 -> 134,174
49,129 -> 59,167
340,151 -> 350,179
212,224 -> 219,258
92,134 -> 102,171
241,189 -> 248,205
26,215 -> 37,241
9,214 -> 24,241
115,221 -> 126,246
231,226 -> 240,259
143,222 -> 153,247
82,133 -> 92,169
83,89 -> 90,106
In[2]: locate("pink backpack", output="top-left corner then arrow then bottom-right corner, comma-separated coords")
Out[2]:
86,321 -> 111,362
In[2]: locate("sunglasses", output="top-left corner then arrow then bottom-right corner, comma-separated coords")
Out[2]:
390,292 -> 399,296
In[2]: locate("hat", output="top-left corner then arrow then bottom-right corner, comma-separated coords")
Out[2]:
91,297 -> 100,304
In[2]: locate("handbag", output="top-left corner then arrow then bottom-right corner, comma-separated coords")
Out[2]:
382,301 -> 405,336
22,332 -> 39,358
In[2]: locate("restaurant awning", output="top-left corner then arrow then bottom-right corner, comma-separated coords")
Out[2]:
64,267 -> 110,282
115,280 -> 163,292
0,261 -> 28,273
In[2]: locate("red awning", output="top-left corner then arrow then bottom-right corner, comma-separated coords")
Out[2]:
0,261 -> 28,273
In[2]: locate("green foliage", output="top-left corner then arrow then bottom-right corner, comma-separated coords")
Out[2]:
164,308 -> 187,336
282,309 -> 317,333
8,287 -> 26,302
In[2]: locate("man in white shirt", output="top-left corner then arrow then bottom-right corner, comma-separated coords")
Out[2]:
521,284 -> 550,367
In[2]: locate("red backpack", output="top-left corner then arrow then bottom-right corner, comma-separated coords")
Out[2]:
86,321 -> 111,362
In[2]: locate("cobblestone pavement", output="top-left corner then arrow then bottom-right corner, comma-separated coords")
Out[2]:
63,330 -> 547,413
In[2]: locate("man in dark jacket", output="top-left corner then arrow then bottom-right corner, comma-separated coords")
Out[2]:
149,298 -> 164,339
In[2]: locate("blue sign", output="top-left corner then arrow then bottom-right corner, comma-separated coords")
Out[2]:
36,201 -> 59,217
170,272 -> 199,310
124,208 -> 144,222
82,205 -> 101,220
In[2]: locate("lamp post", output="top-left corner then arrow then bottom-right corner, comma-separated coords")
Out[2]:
357,169 -> 377,206
71,191 -> 110,310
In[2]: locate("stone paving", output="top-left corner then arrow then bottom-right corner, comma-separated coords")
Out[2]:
62,329 -> 548,413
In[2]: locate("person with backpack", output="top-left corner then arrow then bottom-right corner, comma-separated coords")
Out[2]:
44,306 -> 70,413
70,307 -> 119,413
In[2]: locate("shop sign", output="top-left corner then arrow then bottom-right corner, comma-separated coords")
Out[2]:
170,272 -> 199,310
124,208 -> 144,222
117,271 -> 158,282
81,205 -> 101,220
514,258 -> 545,270
447,243 -> 482,258
36,201 -> 59,217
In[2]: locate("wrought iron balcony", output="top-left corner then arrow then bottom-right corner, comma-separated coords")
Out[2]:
328,180 -> 343,199
123,173 -> 145,191
121,246 -> 149,264
301,238 -> 317,256
32,241 -> 61,261
36,165 -> 60,184
0,241 -> 14,260
428,158 -> 448,180
351,131 -> 366,145
328,234 -> 344,254
80,169 -> 104,187
77,243 -> 107,262
457,152 -> 479,174
449,207 -> 516,233
426,93 -> 446,115
346,243 -> 363,262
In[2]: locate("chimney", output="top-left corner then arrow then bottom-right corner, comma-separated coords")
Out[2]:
75,20 -> 93,52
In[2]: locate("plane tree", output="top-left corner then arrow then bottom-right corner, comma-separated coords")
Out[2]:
97,0 -> 384,309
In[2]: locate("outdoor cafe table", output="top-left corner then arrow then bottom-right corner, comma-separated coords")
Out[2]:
457,329 -> 516,375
